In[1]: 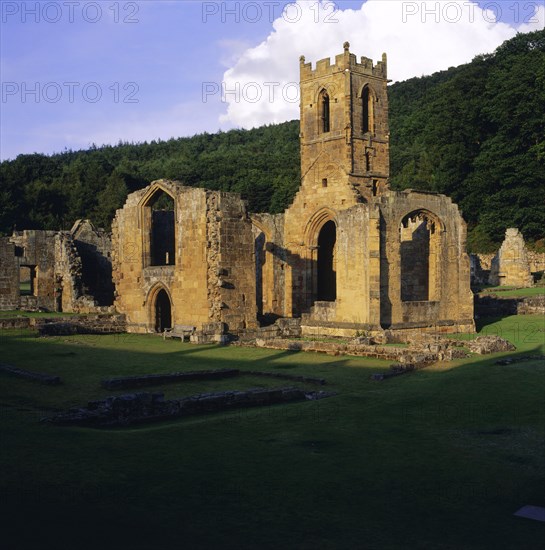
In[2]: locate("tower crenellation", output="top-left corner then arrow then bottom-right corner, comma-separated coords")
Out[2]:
300,44 -> 387,82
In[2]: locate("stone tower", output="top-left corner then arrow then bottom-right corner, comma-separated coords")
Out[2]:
299,41 -> 390,201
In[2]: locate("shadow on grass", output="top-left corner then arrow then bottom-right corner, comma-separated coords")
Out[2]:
0,326 -> 544,550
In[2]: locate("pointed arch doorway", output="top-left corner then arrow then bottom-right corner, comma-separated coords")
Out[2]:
154,289 -> 172,332
317,220 -> 337,301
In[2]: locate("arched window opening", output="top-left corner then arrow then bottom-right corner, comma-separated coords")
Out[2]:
365,151 -> 372,172
400,212 -> 441,301
317,220 -> 336,301
320,90 -> 330,133
362,86 -> 374,134
143,189 -> 175,266
154,289 -> 172,332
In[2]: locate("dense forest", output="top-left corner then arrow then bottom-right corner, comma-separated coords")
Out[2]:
1,29 -> 543,251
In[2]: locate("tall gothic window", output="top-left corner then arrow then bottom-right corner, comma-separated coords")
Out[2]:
320,90 -> 330,133
362,86 -> 374,134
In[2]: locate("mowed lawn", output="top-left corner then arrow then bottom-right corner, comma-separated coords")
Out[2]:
0,315 -> 544,549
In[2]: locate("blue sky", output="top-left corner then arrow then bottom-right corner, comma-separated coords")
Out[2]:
1,0 -> 543,160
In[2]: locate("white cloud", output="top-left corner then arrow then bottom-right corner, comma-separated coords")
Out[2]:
219,0 -> 544,129
217,39 -> 254,68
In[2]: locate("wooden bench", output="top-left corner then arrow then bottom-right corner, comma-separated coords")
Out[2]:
163,325 -> 195,342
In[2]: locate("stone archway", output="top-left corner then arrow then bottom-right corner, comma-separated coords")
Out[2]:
303,208 -> 338,309
154,288 -> 172,332
399,210 -> 443,302
317,220 -> 336,301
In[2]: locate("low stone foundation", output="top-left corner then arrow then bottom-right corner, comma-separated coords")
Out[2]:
254,333 -> 514,364
467,336 -> 516,354
255,338 -> 440,362
0,317 -> 31,329
190,322 -> 229,345
46,387 -> 336,427
299,319 -> 475,339
36,314 -> 127,336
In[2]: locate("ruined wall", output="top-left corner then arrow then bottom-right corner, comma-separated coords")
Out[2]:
251,213 -> 286,320
0,238 -> 19,310
3,231 -> 57,311
112,180 -> 257,333
274,46 -> 474,335
470,253 -> 494,287
378,190 -> 474,332
299,204 -> 378,330
527,251 -> 545,275
0,226 -> 113,313
489,228 -> 533,287
471,249 -> 543,287
55,232 -> 83,312
211,193 -> 257,332
71,220 -> 114,306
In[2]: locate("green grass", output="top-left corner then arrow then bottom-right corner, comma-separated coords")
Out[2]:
1,316 -> 544,549
0,310 -> 77,318
19,281 -> 31,295
480,286 -> 545,297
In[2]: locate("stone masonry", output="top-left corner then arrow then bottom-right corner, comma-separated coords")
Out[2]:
0,223 -> 114,313
489,228 -> 533,287
4,44 -> 481,339
110,44 -> 475,338
249,44 -> 474,336
112,181 -> 258,335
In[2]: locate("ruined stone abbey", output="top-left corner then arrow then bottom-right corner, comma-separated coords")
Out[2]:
112,44 -> 474,338
3,44 -> 542,339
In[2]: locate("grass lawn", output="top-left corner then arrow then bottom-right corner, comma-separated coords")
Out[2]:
1,315 -> 544,549
479,286 -> 545,298
0,310 -> 77,319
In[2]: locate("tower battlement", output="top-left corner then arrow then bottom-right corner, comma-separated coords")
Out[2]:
300,42 -> 387,81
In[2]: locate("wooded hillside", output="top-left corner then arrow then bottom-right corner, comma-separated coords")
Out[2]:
1,30 -> 543,251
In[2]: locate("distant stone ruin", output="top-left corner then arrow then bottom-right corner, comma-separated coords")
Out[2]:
489,228 -> 534,287
0,220 -> 113,313
470,229 -> 543,288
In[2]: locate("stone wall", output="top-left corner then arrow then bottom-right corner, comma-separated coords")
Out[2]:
0,316 -> 31,329
1,230 -> 57,311
377,191 -> 474,332
55,231 -> 84,312
71,220 -> 114,306
47,387 -> 333,427
112,180 -> 257,334
471,248 -> 543,288
489,229 -> 533,287
0,224 -> 114,314
251,212 -> 286,319
0,238 -> 19,310
527,251 -> 545,275
36,314 -> 126,335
